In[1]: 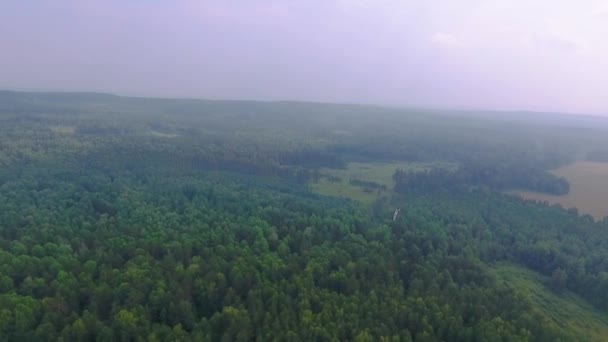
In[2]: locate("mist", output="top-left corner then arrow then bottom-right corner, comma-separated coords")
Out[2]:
6,3 -> 608,340
1,0 -> 608,114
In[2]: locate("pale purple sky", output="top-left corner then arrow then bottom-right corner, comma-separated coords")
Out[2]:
1,0 -> 608,114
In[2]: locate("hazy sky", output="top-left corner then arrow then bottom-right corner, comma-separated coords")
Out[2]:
2,1 -> 608,114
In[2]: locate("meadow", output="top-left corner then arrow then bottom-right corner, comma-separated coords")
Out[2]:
514,161 -> 608,219
309,161 -> 455,203
492,263 -> 608,341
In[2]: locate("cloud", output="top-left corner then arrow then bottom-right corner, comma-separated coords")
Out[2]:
530,32 -> 580,53
431,32 -> 463,47
590,3 -> 608,17
2,0 -> 608,113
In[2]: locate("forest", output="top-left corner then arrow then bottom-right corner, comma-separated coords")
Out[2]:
3,91 -> 608,340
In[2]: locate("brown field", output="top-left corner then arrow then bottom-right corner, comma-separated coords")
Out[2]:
514,161 -> 608,219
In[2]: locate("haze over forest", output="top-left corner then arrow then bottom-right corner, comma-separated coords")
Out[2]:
4,1 -> 608,341
2,0 -> 608,114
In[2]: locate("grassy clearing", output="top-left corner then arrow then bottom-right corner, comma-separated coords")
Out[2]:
492,263 -> 608,341
149,130 -> 179,138
514,161 -> 608,219
309,161 -> 454,204
49,126 -> 76,134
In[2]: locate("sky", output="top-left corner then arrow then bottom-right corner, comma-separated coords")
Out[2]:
1,0 -> 608,114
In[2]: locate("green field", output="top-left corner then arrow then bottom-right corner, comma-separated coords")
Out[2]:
492,264 -> 608,341
49,125 -> 76,134
309,161 -> 455,203
514,161 -> 608,219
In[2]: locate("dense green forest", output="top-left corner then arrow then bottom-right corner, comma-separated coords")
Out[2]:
3,91 -> 608,340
